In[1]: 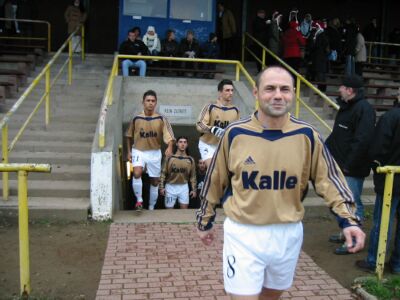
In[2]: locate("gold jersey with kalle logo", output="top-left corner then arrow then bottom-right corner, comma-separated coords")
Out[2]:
125,112 -> 175,151
196,103 -> 240,145
197,113 -> 360,231
159,155 -> 197,190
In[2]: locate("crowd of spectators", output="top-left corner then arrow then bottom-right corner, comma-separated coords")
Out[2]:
118,26 -> 220,77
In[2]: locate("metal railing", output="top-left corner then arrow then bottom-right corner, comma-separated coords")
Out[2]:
366,41 -> 400,64
0,25 -> 85,200
242,32 -> 339,132
0,163 -> 51,296
98,54 -> 255,149
0,18 -> 51,52
375,165 -> 400,281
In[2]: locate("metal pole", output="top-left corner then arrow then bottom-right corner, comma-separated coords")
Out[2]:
81,25 -> 85,62
45,68 -> 50,126
2,125 -> 9,200
262,49 -> 266,69
235,63 -> 240,81
68,39 -> 72,85
241,34 -> 245,65
18,170 -> 30,296
375,170 -> 394,281
295,77 -> 301,118
368,43 -> 372,63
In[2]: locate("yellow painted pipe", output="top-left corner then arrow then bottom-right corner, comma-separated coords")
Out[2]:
45,69 -> 50,126
375,170 -> 394,280
295,77 -> 301,118
0,164 -> 51,172
18,170 -> 30,296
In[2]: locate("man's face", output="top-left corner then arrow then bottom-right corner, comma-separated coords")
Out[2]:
176,138 -> 188,152
338,85 -> 355,102
198,160 -> 206,172
169,32 -> 175,40
219,84 -> 234,103
143,95 -> 157,113
254,68 -> 294,117
257,11 -> 266,19
217,4 -> 223,12
128,32 -> 136,42
187,33 -> 193,42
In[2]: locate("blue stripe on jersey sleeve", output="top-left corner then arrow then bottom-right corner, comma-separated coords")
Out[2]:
228,127 -> 315,153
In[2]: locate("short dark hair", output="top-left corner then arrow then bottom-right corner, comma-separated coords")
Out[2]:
174,136 -> 190,155
143,90 -> 157,101
218,79 -> 233,91
255,65 -> 294,88
131,26 -> 141,35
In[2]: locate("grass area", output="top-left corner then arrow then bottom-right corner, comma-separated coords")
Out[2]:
361,276 -> 400,300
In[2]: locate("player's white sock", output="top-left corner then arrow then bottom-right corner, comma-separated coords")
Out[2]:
149,185 -> 159,210
132,177 -> 143,202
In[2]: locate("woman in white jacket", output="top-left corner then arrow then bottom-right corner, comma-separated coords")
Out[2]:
355,29 -> 367,76
143,26 -> 161,56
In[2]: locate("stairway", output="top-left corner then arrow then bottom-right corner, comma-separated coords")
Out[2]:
0,53 -> 112,220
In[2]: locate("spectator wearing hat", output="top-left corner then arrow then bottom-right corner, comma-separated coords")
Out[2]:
326,75 -> 376,254
143,26 -> 161,56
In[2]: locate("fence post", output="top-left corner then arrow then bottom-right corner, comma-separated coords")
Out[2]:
295,77 -> 301,118
375,169 -> 394,281
235,63 -> 240,81
2,125 -> 9,200
262,49 -> 266,69
18,170 -> 30,296
68,39 -> 72,85
45,67 -> 50,126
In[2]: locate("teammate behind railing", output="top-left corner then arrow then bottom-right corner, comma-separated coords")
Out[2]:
196,79 -> 240,169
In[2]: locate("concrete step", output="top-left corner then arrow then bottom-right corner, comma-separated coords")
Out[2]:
0,196 -> 89,221
9,151 -> 90,165
6,130 -> 94,142
13,140 -> 92,153
0,180 -> 90,197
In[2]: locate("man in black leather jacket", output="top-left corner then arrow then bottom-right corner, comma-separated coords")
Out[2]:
326,74 -> 376,254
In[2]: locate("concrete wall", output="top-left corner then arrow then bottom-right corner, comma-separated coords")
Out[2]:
90,77 -> 123,220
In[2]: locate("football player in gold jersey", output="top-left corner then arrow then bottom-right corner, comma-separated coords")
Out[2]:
125,90 -> 175,210
196,79 -> 240,168
159,136 -> 197,209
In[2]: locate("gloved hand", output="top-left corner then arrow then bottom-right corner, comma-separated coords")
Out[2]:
211,126 -> 225,138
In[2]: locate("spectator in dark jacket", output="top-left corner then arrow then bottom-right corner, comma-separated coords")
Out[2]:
201,32 -> 220,78
252,8 -> 269,72
326,75 -> 376,255
388,27 -> 400,64
179,30 -> 200,76
343,18 -> 358,75
161,29 -> 179,69
308,21 -> 329,91
356,94 -> 400,274
363,18 -> 380,62
118,28 -> 148,77
281,21 -> 305,72
325,17 -> 342,62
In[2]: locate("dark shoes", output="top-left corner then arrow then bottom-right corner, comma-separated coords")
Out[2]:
355,260 -> 400,275
334,243 -> 352,255
329,232 -> 346,243
355,260 -> 375,273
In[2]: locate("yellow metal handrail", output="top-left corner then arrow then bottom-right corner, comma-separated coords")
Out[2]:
0,163 -> 51,296
0,18 -> 51,52
242,32 -> 339,131
98,54 -> 255,149
0,25 -> 85,200
375,165 -> 400,281
365,41 -> 400,64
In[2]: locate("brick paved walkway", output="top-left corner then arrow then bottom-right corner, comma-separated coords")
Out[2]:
96,223 -> 356,300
